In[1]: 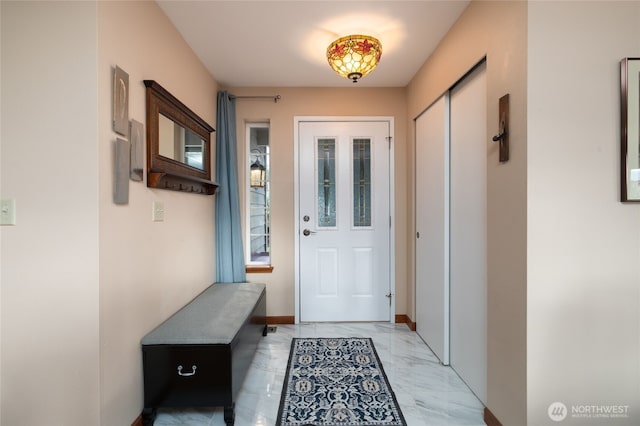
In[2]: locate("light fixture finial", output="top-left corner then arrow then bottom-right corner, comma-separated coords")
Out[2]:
327,35 -> 382,83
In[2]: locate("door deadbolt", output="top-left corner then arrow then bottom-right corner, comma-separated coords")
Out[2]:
303,215 -> 310,222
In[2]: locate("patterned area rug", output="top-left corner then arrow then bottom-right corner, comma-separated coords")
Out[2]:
276,337 -> 407,426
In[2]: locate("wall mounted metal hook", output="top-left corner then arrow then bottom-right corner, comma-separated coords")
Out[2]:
492,120 -> 506,142
492,94 -> 510,162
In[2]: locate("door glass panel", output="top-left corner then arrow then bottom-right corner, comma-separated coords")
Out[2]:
317,138 -> 336,227
353,138 -> 371,227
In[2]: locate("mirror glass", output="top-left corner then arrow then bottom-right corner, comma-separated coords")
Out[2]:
158,113 -> 206,170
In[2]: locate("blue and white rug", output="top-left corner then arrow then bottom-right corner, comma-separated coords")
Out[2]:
276,337 -> 407,426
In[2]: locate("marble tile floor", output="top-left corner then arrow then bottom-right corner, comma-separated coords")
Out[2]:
154,322 -> 485,426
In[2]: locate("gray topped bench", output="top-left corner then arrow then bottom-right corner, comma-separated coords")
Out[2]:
141,282 -> 267,426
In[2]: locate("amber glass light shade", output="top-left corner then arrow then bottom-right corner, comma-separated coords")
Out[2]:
326,35 -> 382,83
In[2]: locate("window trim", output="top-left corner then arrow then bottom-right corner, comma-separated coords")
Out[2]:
246,265 -> 274,274
245,121 -> 272,270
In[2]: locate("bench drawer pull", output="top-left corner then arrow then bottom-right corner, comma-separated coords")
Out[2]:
177,365 -> 197,377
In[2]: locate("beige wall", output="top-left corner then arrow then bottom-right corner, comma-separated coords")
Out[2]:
97,2 -> 218,425
0,2 -> 4,423
1,1 -> 218,425
5,2 -> 639,426
1,2 -> 100,424
406,1 -> 528,425
229,87 -> 408,317
527,2 -> 640,425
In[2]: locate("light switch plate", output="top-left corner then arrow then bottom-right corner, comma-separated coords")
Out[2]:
0,199 -> 16,225
152,201 -> 164,222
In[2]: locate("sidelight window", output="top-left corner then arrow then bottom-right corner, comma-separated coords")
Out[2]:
246,123 -> 271,268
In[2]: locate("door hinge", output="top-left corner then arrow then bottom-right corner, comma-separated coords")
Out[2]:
386,292 -> 392,306
386,136 -> 392,149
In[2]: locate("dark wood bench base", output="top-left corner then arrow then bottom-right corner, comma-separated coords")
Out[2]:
140,283 -> 267,426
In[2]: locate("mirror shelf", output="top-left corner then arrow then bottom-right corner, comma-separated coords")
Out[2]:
144,80 -> 217,195
148,170 -> 217,195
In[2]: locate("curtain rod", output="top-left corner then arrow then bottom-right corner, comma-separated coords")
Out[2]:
228,94 -> 281,103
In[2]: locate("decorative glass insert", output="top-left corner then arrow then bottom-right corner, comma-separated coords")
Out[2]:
317,139 -> 336,227
353,138 -> 372,227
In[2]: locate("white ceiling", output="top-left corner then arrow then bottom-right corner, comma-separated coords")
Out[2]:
157,1 -> 470,88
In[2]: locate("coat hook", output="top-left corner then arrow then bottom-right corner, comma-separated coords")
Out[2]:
492,120 -> 506,141
493,94 -> 510,162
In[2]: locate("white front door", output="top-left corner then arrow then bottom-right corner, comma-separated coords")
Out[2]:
297,120 -> 391,322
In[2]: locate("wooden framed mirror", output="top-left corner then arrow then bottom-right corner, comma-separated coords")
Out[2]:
144,80 -> 217,195
621,58 -> 640,202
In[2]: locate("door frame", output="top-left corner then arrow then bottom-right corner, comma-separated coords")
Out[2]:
293,116 -> 395,324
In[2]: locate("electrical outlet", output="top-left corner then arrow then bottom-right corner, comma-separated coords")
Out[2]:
152,201 -> 164,222
0,199 -> 16,226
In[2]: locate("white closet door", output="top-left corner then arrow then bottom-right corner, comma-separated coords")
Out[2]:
415,95 -> 450,364
450,62 -> 487,404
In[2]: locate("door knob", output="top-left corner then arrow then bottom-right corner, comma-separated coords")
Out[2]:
303,229 -> 316,236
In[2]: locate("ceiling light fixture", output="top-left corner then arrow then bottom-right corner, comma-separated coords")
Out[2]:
326,35 -> 382,83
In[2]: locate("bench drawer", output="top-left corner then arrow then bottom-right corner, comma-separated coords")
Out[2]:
143,344 -> 233,408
